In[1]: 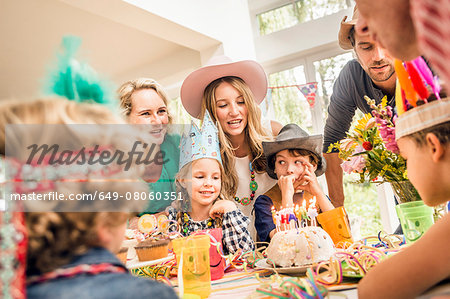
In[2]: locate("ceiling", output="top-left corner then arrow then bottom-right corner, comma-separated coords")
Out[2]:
0,0 -> 220,101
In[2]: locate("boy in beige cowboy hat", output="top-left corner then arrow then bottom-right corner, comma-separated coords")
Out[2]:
254,124 -> 334,242
324,5 -> 397,208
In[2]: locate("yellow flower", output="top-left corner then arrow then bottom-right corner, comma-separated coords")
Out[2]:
355,113 -> 373,132
381,96 -> 387,108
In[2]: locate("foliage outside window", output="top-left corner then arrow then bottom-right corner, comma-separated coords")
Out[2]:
268,66 -> 313,132
314,52 -> 354,120
258,0 -> 349,35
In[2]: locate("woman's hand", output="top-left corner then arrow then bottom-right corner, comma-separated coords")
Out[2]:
209,200 -> 237,219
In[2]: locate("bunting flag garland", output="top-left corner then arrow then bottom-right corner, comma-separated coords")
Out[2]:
268,82 -> 318,108
298,83 -> 318,108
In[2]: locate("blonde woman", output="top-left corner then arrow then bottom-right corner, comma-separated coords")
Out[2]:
181,56 -> 282,239
118,78 -> 180,214
0,98 -> 177,299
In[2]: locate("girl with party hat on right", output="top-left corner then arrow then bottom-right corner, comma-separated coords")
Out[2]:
358,61 -> 450,298
167,112 -> 254,255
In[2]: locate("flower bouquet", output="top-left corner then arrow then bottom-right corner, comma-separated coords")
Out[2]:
328,96 -> 419,203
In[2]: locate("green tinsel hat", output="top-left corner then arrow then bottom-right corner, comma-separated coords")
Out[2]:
43,35 -> 117,112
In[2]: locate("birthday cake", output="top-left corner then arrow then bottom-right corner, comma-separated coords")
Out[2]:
265,226 -> 335,267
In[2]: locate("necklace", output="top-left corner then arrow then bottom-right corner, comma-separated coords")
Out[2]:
182,212 -> 214,235
234,162 -> 258,206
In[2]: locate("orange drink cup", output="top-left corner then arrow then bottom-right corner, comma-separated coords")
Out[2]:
317,206 -> 353,247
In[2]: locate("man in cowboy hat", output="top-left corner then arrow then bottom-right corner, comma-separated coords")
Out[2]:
354,0 -> 450,87
323,6 -> 397,207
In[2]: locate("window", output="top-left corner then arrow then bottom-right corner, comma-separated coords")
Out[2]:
267,65 -> 314,132
257,0 -> 349,35
313,52 -> 354,120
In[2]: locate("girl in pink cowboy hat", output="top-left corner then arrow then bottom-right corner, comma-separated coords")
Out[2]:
180,55 -> 282,239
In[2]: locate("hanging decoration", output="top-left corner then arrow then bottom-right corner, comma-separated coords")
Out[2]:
268,82 -> 318,108
43,35 -> 118,113
0,160 -> 27,299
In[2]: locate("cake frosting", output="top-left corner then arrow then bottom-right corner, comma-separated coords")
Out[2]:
265,226 -> 335,267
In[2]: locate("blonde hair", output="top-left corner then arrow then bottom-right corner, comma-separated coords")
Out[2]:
173,159 -> 228,228
0,98 -> 125,154
0,98 -> 147,275
117,78 -> 173,123
200,76 -> 273,196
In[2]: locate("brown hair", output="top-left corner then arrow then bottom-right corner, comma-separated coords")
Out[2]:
0,98 -> 125,155
349,26 -> 356,48
0,98 -> 147,275
406,121 -> 450,146
26,212 -> 129,275
117,78 -> 173,123
200,76 -> 273,197
270,149 -> 320,171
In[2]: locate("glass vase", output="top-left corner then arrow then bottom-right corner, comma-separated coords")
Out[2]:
390,180 -> 421,204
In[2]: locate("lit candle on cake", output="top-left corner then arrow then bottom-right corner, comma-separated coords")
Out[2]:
275,212 -> 281,232
294,205 -> 301,222
271,206 -> 276,224
287,207 -> 297,230
301,200 -> 308,221
280,213 -> 288,231
307,196 -> 318,226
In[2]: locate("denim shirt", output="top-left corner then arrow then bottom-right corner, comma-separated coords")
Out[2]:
27,247 -> 177,299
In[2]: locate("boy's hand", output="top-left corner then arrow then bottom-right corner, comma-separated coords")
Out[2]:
209,200 -> 237,219
295,161 -> 322,196
278,174 -> 296,207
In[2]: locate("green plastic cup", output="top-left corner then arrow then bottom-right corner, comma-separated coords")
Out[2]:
396,201 -> 434,243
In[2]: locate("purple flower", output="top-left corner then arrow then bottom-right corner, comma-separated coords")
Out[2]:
386,106 -> 393,118
378,123 -> 400,154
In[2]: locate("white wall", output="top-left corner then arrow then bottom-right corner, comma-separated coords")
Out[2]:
124,0 -> 257,62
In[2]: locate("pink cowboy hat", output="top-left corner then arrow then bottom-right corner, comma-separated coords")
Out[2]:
180,55 -> 268,118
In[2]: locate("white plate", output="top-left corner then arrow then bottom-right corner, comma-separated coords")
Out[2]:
255,258 -> 314,274
126,254 -> 175,269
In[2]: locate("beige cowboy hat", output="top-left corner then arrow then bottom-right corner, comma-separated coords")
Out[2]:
338,6 -> 359,50
180,55 -> 268,118
263,124 -> 327,179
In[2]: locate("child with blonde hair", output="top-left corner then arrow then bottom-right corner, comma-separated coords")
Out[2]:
167,112 -> 254,254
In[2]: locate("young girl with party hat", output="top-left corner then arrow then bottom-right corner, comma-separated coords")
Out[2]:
358,98 -> 450,298
167,112 -> 254,254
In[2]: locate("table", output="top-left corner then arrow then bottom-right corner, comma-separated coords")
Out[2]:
173,268 -> 359,298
